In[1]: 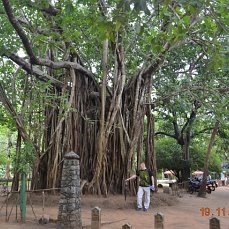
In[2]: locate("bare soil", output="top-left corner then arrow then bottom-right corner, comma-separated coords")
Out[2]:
0,186 -> 229,229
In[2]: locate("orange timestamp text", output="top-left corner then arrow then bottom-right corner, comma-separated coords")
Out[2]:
200,207 -> 228,216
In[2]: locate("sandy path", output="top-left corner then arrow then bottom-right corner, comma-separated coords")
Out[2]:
0,186 -> 228,229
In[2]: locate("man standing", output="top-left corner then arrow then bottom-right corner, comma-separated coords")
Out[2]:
125,162 -> 154,211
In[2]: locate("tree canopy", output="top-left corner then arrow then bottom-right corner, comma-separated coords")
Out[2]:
0,0 -> 228,194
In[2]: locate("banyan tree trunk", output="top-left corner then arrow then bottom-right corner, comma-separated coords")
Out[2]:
1,1 -> 169,195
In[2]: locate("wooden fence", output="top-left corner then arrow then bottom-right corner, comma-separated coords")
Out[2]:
90,207 -> 221,229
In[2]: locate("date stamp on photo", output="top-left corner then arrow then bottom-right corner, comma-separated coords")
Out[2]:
200,207 -> 228,216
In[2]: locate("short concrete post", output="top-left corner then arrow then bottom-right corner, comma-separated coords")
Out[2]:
57,151 -> 81,229
122,223 -> 132,229
155,212 -> 164,229
91,207 -> 101,229
209,217 -> 220,229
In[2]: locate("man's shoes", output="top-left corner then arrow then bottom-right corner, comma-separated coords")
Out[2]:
136,207 -> 148,211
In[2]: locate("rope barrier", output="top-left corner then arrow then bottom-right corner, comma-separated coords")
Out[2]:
0,188 -> 60,223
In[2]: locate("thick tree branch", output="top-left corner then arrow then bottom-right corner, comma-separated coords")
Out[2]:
38,58 -> 96,81
41,4 -> 59,16
171,111 -> 180,137
192,127 -> 214,138
98,0 -> 108,17
2,0 -> 38,64
7,54 -> 64,88
2,0 -> 97,86
154,131 -> 176,139
142,43 -> 171,79
181,100 -> 201,134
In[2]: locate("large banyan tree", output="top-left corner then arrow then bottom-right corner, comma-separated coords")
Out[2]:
0,0 -> 227,194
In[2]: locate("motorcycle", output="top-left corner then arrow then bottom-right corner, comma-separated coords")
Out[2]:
188,177 -> 211,194
207,179 -> 218,191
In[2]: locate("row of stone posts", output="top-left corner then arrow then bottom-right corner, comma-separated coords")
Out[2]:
90,208 -> 221,229
57,152 -> 221,229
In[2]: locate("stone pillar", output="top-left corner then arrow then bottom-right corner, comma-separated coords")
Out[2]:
154,213 -> 164,229
91,207 -> 101,229
122,223 -> 132,229
57,151 -> 81,229
209,217 -> 220,229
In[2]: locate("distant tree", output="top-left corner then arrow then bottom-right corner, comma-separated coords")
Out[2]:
198,121 -> 220,197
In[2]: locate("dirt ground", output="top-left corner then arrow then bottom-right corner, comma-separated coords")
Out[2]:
0,186 -> 229,229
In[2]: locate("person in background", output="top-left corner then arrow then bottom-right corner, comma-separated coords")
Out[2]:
125,162 -> 154,211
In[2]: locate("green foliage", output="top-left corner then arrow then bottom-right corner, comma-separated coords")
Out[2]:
155,137 -> 183,170
12,141 -> 34,174
190,138 -> 222,173
0,153 -> 7,166
0,125 -> 16,177
156,134 -> 222,173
